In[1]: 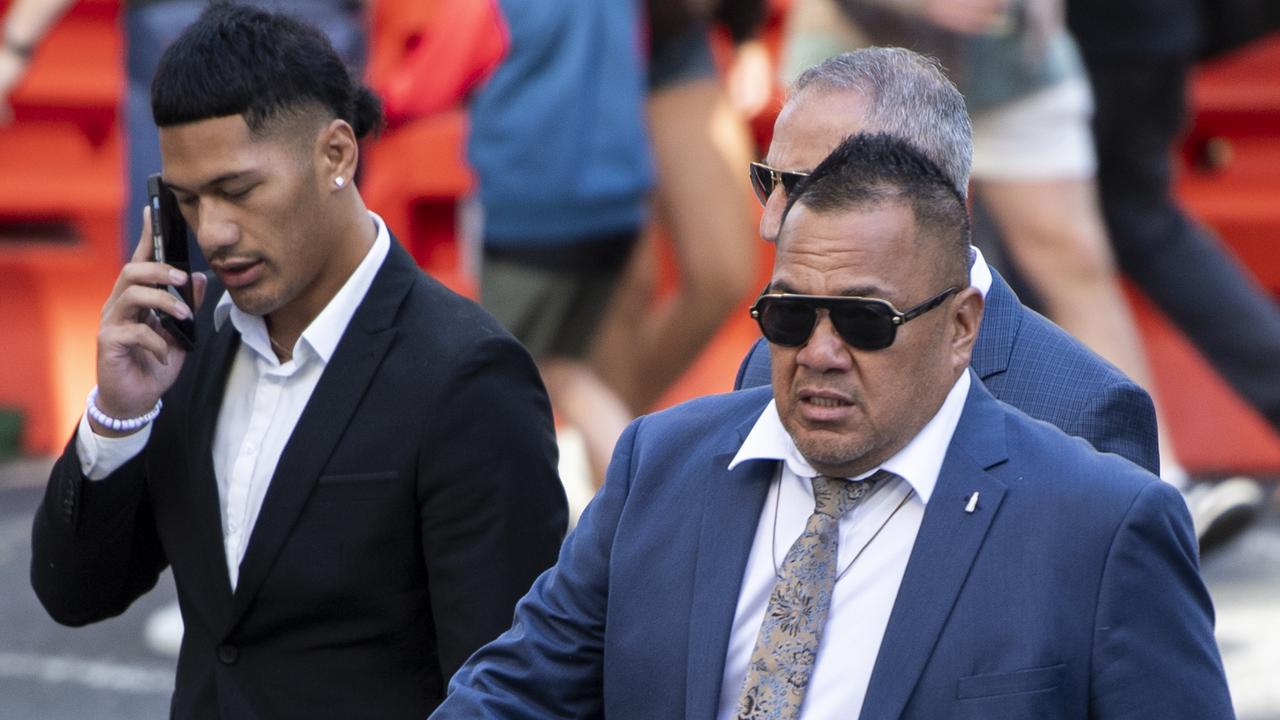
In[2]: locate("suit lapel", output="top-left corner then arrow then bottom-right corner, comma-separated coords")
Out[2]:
227,241 -> 414,627
970,267 -> 1020,380
861,377 -> 1010,719
185,309 -> 241,610
685,394 -> 775,720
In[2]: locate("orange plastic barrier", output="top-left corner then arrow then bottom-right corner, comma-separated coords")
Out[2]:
0,1 -> 122,453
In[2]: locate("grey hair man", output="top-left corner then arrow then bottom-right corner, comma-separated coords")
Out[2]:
738,46 -> 1160,474
756,47 -> 971,245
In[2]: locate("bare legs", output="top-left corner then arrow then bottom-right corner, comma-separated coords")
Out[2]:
591,76 -> 759,413
978,177 -> 1183,478
538,359 -> 634,490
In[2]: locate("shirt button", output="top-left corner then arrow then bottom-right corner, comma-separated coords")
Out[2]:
217,645 -> 238,664
227,520 -> 238,534
244,442 -> 257,456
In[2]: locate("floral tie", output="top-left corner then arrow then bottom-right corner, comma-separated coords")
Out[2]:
734,470 -> 892,720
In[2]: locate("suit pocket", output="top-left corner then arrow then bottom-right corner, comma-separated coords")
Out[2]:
314,471 -> 400,501
957,663 -> 1066,700
317,471 -> 399,485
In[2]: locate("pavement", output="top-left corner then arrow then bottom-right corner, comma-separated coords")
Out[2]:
1,455 -> 1277,718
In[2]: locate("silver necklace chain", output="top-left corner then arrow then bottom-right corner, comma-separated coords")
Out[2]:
771,479 -> 915,582
268,335 -> 292,361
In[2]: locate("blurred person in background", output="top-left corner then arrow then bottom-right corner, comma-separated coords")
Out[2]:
381,0 -> 653,489
781,0 -> 1264,549
589,0 -> 770,415
1066,0 -> 1279,548
0,0 -> 367,261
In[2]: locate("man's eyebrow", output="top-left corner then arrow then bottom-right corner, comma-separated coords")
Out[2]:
767,280 -> 888,297
165,171 -> 253,195
839,285 -> 886,298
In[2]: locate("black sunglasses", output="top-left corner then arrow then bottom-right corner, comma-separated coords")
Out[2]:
749,162 -> 810,207
750,286 -> 961,350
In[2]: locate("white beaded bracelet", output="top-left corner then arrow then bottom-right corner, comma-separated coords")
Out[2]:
86,386 -> 163,433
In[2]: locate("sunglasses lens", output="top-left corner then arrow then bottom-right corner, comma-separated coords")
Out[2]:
749,164 -> 772,206
757,298 -> 816,347
831,304 -> 896,350
780,171 -> 804,196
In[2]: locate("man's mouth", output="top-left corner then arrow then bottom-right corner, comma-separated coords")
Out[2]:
211,258 -> 263,289
797,389 -> 856,421
805,397 -> 850,408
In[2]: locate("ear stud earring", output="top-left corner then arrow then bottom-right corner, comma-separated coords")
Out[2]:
334,176 -> 345,188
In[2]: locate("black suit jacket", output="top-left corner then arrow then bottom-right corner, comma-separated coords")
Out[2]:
31,239 -> 567,718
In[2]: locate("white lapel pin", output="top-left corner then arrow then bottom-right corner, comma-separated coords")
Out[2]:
965,491 -> 979,514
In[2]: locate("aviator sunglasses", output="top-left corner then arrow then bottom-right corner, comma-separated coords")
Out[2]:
750,286 -> 962,350
749,162 -> 810,206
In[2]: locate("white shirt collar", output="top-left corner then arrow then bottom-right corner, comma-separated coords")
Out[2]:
968,245 -> 992,298
728,370 -> 972,504
213,211 -> 391,366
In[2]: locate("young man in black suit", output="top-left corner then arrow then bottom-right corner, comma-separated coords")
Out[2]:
30,5 -> 566,717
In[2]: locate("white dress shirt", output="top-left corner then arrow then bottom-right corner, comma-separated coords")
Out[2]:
969,245 -> 993,298
77,212 -> 391,589
716,370 -> 971,720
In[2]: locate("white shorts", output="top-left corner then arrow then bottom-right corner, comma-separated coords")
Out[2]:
970,76 -> 1097,181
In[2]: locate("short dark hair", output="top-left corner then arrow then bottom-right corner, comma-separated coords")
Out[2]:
151,2 -> 383,139
782,132 -> 970,287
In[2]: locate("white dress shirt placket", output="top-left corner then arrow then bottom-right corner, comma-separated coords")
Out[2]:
221,355 -> 302,589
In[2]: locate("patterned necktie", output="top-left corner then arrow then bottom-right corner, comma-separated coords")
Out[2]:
734,469 -> 892,720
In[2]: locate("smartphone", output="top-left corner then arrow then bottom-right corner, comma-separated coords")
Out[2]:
147,173 -> 197,349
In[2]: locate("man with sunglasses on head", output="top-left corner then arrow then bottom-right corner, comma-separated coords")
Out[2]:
736,48 -> 1159,476
433,132 -> 1232,719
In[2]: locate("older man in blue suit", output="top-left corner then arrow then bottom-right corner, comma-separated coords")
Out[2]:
737,49 -> 1159,473
435,131 -> 1233,719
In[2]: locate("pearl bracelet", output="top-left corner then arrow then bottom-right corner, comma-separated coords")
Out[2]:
86,386 -> 163,433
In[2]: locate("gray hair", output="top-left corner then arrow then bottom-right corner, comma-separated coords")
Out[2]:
790,47 -> 972,198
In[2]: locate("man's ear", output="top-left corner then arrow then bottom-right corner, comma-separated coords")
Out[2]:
317,118 -> 358,192
949,287 -> 984,372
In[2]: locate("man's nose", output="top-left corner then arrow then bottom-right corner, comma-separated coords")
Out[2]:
759,185 -> 785,244
795,312 -> 854,371
193,199 -> 237,251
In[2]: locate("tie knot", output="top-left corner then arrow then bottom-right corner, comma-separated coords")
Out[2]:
811,469 -> 893,519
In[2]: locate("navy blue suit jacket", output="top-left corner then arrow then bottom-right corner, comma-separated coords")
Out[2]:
434,380 -> 1232,719
735,267 -> 1160,473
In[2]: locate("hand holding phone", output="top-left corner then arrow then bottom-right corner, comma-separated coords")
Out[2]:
147,173 -> 198,349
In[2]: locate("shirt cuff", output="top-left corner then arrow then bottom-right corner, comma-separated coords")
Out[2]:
76,411 -> 151,481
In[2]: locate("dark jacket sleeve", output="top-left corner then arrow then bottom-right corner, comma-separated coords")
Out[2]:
30,436 -> 168,627
1090,480 -> 1234,718
649,0 -> 765,48
416,333 -> 568,681
715,0 -> 767,44
435,418 -> 641,718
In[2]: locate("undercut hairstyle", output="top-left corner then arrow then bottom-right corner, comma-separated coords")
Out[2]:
790,48 -> 971,198
783,132 -> 971,288
151,2 -> 383,140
